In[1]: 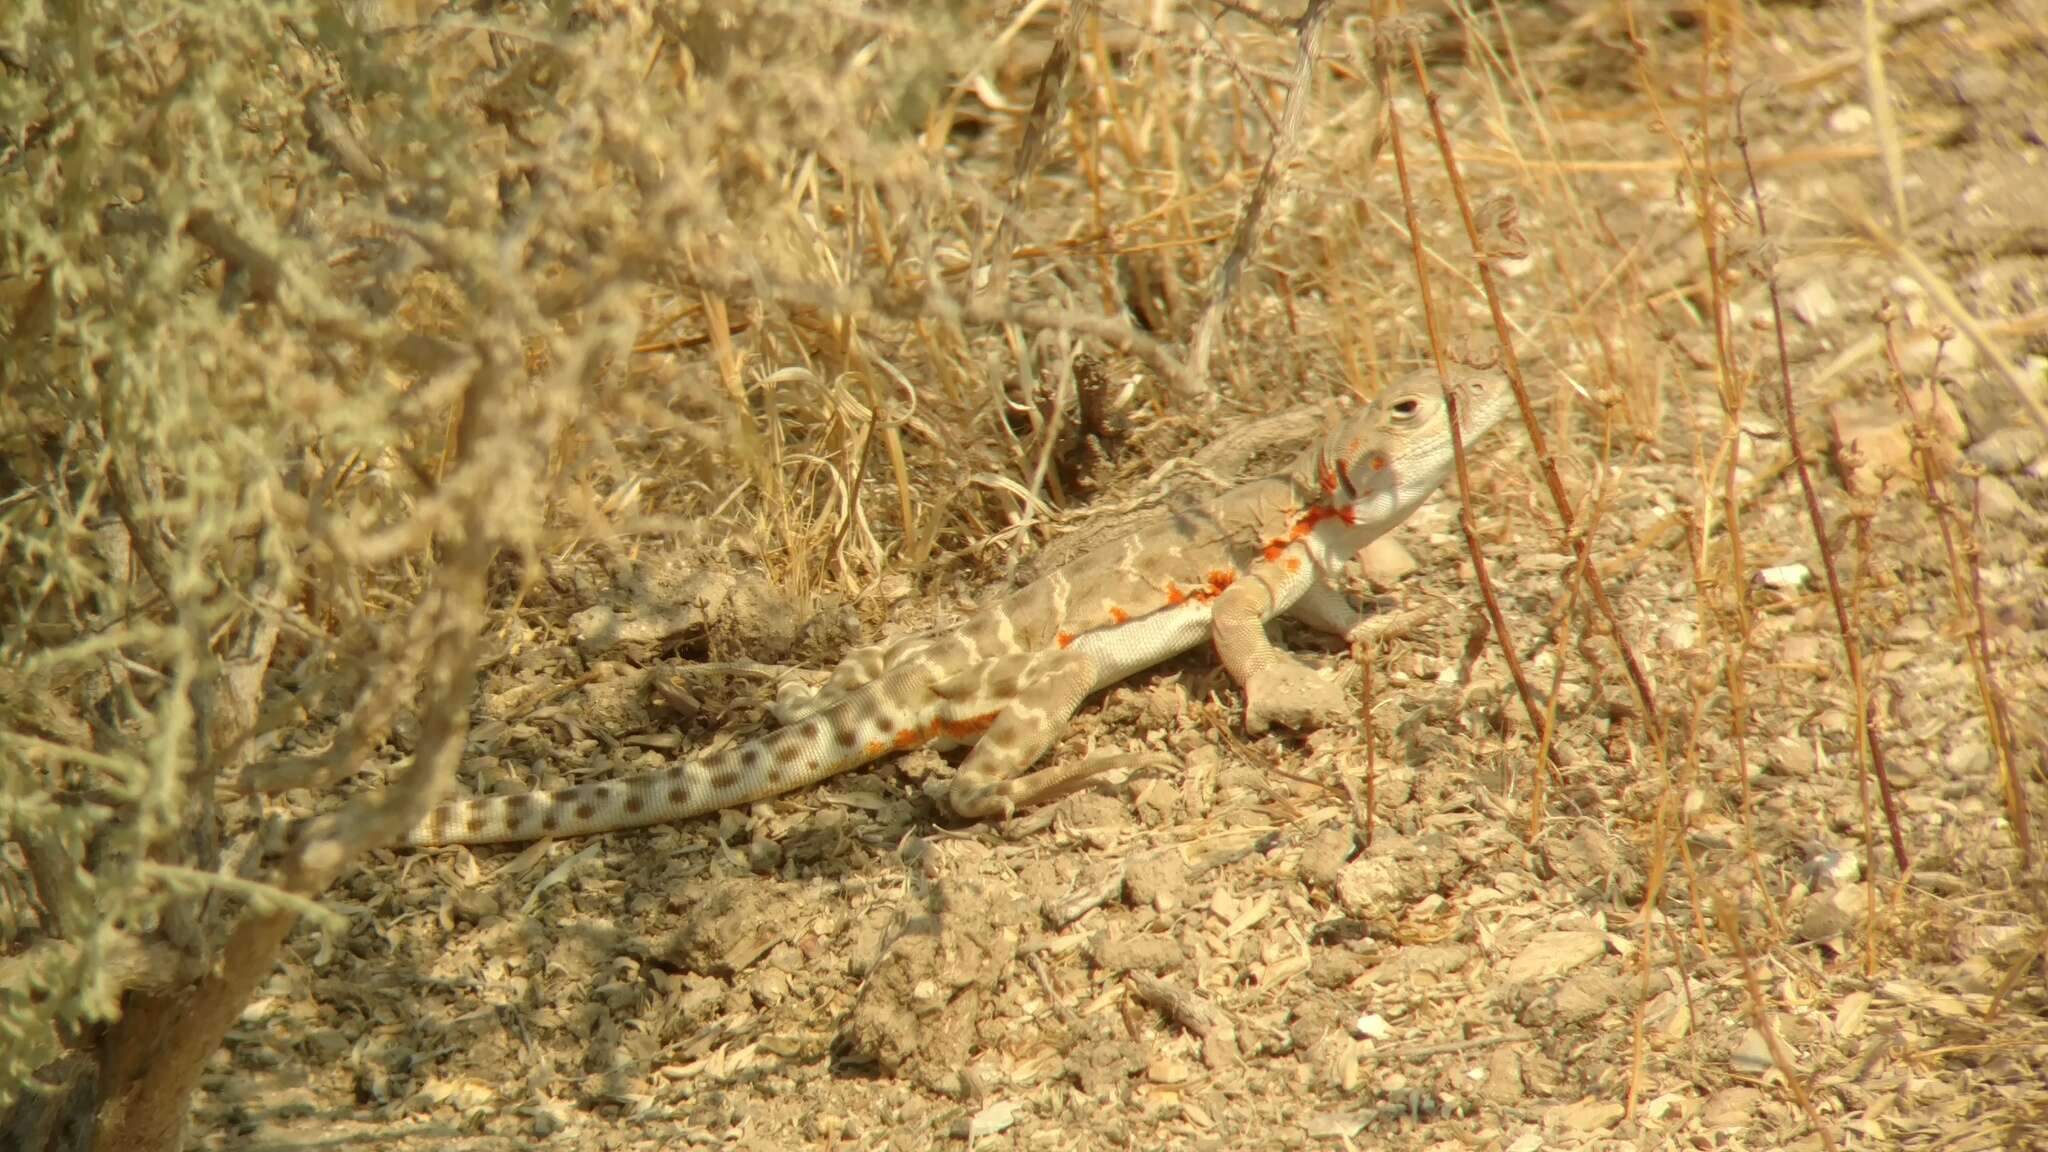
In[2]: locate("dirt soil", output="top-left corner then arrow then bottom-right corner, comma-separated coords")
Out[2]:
199,4 -> 2046,1151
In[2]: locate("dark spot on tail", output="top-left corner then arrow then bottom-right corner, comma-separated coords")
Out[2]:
710,769 -> 741,791
624,793 -> 645,815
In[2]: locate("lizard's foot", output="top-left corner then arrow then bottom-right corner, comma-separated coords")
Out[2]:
771,645 -> 892,723
1340,606 -> 1430,648
937,771 -> 1018,821
942,750 -> 1169,819
1244,660 -> 1353,734
771,680 -> 824,725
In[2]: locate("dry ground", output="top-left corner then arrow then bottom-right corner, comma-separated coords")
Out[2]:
200,3 -> 2046,1149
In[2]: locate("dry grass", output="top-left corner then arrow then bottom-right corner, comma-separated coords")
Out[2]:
3,0 -> 2044,1148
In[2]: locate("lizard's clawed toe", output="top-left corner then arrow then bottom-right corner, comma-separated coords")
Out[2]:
939,773 -> 1013,821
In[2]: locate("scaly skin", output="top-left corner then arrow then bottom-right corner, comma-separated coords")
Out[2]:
401,367 -> 1515,845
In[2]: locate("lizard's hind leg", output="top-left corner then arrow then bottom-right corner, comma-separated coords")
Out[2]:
940,648 -> 1101,819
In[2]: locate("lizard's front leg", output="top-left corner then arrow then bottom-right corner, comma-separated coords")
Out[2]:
1210,549 -> 1352,734
1290,578 -> 1432,650
1285,577 -> 1371,639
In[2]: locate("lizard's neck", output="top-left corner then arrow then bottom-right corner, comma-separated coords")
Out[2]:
1296,498 -> 1371,571
1247,476 -> 1367,573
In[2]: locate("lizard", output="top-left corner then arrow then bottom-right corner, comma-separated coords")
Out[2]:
399,366 -> 1516,846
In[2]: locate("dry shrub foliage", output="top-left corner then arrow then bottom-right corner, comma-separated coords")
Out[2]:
0,0 -> 1053,1109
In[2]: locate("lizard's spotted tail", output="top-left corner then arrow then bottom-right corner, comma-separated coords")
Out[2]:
403,682 -> 917,846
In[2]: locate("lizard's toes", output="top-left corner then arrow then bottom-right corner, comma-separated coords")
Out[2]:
936,772 -> 1011,821
771,680 -> 830,725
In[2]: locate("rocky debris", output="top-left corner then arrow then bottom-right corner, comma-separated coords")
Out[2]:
1829,383 -> 1967,496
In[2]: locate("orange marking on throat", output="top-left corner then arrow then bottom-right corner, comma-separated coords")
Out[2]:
1107,606 -> 1130,624
1056,631 -> 1075,648
1263,505 -> 1343,562
1163,582 -> 1187,606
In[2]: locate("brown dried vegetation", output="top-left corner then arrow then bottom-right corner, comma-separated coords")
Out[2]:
2,0 -> 2044,1149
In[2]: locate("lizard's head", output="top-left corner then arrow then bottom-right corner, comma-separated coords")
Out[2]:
1295,367 -> 1516,523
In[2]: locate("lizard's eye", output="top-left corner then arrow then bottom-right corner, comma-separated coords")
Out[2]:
1391,398 -> 1422,419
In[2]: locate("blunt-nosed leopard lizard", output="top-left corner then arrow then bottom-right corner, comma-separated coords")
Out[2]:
401,367 -> 1515,846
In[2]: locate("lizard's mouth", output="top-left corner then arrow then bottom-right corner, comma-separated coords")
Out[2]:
1331,459 -> 1357,504
1330,448 -> 1396,508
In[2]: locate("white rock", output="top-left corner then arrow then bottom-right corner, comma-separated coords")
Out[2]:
1804,850 -> 1861,889
1791,278 -> 1839,327
1798,884 -> 1870,943
1730,1027 -> 1777,1075
1504,930 -> 1607,983
967,1100 -> 1018,1140
1829,104 -> 1872,134
1755,563 -> 1812,591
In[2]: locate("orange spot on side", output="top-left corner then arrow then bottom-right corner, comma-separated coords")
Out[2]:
1107,606 -> 1129,624
1056,632 -> 1075,648
880,714 -> 1000,750
864,740 -> 891,759
939,712 -> 1000,740
1283,555 -> 1303,573
1162,570 -> 1240,605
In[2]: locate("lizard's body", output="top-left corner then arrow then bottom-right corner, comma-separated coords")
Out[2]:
403,368 -> 1513,846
